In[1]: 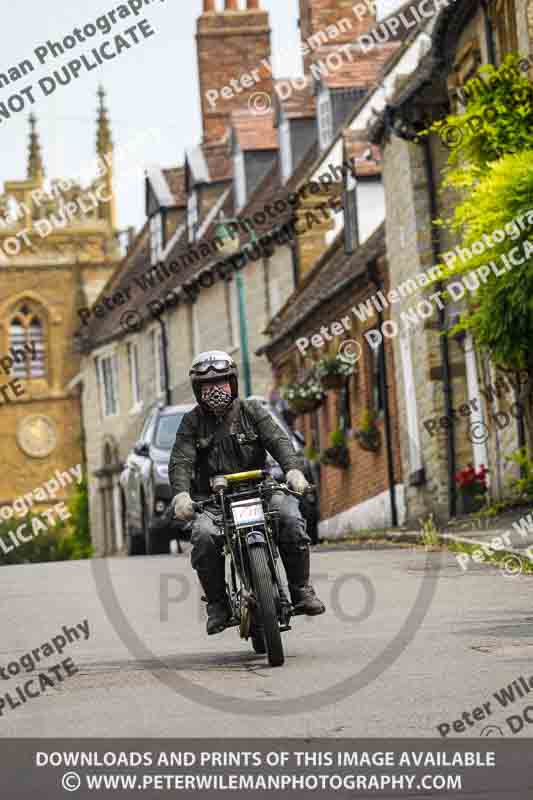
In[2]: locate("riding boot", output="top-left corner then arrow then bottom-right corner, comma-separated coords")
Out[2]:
196,559 -> 231,635
280,545 -> 326,616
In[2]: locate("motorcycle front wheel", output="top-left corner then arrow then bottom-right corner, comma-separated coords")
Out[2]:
250,617 -> 266,654
249,546 -> 284,667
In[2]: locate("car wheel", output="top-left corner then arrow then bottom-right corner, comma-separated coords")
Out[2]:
126,518 -> 145,556
142,500 -> 155,556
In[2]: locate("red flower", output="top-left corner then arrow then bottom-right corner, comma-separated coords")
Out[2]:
454,463 -> 489,491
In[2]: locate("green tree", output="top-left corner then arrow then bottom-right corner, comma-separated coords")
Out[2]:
429,56 -> 533,451
431,55 -> 533,181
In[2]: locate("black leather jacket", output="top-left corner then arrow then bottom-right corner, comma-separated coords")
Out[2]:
168,398 -> 301,499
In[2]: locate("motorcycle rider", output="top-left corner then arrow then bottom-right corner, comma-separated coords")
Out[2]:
169,350 -> 326,635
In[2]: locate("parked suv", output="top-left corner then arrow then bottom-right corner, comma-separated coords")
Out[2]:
121,398 -> 319,555
121,403 -> 194,555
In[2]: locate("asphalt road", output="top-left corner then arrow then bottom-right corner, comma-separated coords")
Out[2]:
1,544 -> 532,738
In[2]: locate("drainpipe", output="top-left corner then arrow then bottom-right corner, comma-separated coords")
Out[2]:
423,137 -> 457,518
236,273 -> 252,396
290,237 -> 301,288
157,316 -> 172,406
369,264 -> 398,527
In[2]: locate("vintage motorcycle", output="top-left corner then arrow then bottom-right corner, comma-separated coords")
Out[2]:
193,469 -> 310,668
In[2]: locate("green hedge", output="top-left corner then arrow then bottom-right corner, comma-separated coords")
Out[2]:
0,478 -> 92,566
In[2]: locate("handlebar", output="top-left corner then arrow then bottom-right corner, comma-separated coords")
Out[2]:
222,469 -> 266,482
191,481 -> 315,513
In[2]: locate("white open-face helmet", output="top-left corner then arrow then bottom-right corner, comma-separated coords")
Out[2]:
189,350 -> 239,405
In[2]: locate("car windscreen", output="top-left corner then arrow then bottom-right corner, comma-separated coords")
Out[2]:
154,413 -> 185,450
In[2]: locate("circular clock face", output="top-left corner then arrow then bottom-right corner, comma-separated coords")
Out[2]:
17,415 -> 57,458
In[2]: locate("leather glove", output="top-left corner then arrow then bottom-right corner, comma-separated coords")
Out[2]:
173,492 -> 195,522
286,469 -> 310,494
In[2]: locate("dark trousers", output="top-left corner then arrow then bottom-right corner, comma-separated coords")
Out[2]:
190,492 -> 310,576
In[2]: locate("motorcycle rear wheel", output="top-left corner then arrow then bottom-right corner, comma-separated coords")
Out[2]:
249,546 -> 284,667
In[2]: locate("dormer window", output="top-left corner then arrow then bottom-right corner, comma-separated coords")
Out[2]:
149,212 -> 163,266
234,150 -> 246,212
317,90 -> 333,151
279,118 -> 292,183
187,190 -> 198,242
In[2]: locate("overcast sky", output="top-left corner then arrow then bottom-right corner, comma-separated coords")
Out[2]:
0,0 -> 304,233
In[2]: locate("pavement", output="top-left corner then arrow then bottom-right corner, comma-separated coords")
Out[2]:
338,505 -> 533,557
1,544 -> 532,739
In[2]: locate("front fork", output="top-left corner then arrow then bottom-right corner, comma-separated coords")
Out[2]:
247,524 -> 292,630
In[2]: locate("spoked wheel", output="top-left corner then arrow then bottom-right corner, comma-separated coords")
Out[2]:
249,546 -> 284,667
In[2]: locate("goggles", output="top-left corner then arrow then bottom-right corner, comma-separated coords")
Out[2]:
191,359 -> 232,375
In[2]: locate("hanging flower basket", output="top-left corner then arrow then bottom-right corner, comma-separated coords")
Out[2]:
287,396 -> 323,415
281,378 -> 325,416
320,429 -> 350,469
316,353 -> 356,392
354,410 -> 381,453
355,427 -> 382,452
320,444 -> 350,469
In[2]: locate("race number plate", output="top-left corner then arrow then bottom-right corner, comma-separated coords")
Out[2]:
231,500 -> 264,527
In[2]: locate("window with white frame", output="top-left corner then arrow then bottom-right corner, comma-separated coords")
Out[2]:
187,191 -> 198,242
234,150 -> 246,211
98,353 -> 120,418
150,329 -> 165,396
225,280 -> 239,350
127,342 -> 141,409
8,307 -> 46,378
318,90 -> 333,151
149,212 -> 163,266
279,118 -> 292,182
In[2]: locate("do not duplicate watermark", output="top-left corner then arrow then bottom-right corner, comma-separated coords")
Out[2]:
0,619 -> 90,718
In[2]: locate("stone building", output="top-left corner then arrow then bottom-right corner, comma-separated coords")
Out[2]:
362,0 -> 532,523
77,0 -> 408,554
0,89 -> 120,520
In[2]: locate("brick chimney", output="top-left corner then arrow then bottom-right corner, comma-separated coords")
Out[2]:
299,0 -> 376,73
197,0 -> 273,144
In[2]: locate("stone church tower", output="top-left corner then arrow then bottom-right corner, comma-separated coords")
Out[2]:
0,88 -> 120,516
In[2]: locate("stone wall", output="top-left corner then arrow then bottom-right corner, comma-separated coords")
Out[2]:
381,0 -> 530,524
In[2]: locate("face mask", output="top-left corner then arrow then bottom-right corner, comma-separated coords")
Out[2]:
201,382 -> 233,416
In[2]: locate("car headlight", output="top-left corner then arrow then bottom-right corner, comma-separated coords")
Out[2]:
154,464 -> 169,479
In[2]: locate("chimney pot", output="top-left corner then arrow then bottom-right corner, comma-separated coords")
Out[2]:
247,0 -> 260,7
203,0 -> 216,10
225,0 -> 239,9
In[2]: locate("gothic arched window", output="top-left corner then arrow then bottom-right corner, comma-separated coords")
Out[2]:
8,303 -> 46,378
